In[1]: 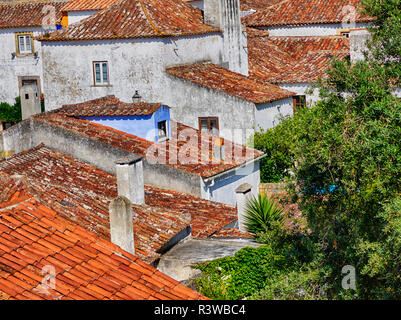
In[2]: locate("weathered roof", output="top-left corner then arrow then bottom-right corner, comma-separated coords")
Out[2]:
61,0 -> 119,12
0,145 -> 240,263
240,0 -> 285,11
0,1 -> 67,29
38,0 -> 220,41
33,96 -> 264,178
60,95 -> 163,117
243,0 -> 375,27
0,178 -> 206,300
247,28 -> 350,83
166,61 -> 295,103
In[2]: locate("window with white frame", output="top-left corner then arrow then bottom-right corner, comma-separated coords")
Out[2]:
16,33 -> 33,55
93,61 -> 109,85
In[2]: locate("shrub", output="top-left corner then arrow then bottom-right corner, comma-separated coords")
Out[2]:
194,246 -> 287,300
252,125 -> 294,183
243,194 -> 284,235
250,267 -> 328,300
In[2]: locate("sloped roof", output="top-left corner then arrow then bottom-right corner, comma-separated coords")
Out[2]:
33,96 -> 264,178
0,181 -> 206,300
60,95 -> 163,117
166,61 -> 295,103
240,0 -> 285,11
0,1 -> 67,29
38,0 -> 220,41
247,28 -> 351,83
243,0 -> 375,27
0,145 -> 239,263
61,0 -> 119,12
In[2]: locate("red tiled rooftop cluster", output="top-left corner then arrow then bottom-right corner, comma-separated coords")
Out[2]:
247,28 -> 351,83
0,1 -> 67,29
0,193 -> 206,300
33,96 -> 264,178
243,0 -> 375,27
166,61 -> 295,104
39,0 -> 220,41
0,145 -> 239,263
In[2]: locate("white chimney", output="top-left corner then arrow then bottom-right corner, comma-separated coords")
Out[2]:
204,0 -> 249,76
115,154 -> 145,205
235,183 -> 253,232
109,196 -> 135,254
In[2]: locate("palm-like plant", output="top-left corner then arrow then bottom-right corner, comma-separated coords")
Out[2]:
244,193 -> 284,234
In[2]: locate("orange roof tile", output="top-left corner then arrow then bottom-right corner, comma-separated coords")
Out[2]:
39,0 -> 220,41
0,145 -> 242,263
0,197 -> 207,300
240,0 -> 286,11
166,61 -> 295,103
0,1 -> 67,29
60,95 -> 164,116
243,0 -> 375,27
61,0 -> 119,12
247,28 -> 351,83
33,96 -> 264,178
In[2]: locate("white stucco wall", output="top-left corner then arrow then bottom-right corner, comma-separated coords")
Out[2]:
0,27 -> 45,104
264,22 -> 370,36
165,75 -> 256,140
278,83 -> 320,107
67,10 -> 98,25
201,160 -> 261,205
254,97 -> 293,130
41,33 -> 223,110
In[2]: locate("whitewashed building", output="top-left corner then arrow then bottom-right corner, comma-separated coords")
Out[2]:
38,0 -> 296,137
0,1 -> 67,105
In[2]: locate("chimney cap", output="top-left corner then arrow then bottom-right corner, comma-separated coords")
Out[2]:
115,154 -> 143,165
235,183 -> 252,194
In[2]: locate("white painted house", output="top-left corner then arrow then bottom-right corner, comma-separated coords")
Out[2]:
38,0 -> 297,138
0,1 -> 67,105
243,0 -> 375,37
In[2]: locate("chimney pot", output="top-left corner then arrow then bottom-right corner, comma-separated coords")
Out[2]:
235,183 -> 253,232
115,155 -> 145,205
109,196 -> 135,254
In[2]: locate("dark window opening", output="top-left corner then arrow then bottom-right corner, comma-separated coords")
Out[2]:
158,120 -> 167,140
199,117 -> 219,136
293,95 -> 306,113
25,93 -> 29,99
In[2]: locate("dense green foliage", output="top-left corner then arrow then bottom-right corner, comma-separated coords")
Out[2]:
194,246 -> 287,300
252,127 -> 294,182
243,194 -> 284,234
0,96 -> 45,125
195,0 -> 401,300
0,97 -> 22,124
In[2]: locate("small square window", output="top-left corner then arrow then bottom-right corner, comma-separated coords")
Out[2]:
293,95 -> 306,113
199,117 -> 219,135
158,120 -> 167,140
93,61 -> 109,85
16,33 -> 33,55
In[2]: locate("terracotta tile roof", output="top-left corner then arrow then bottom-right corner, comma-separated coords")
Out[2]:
61,0 -> 119,12
247,29 -> 350,83
243,0 -> 375,27
38,0 -> 219,41
0,195 -> 206,300
240,0 -> 286,11
166,61 -> 295,103
60,95 -> 163,117
33,96 -> 264,178
0,1 -> 67,29
0,145 -> 241,263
